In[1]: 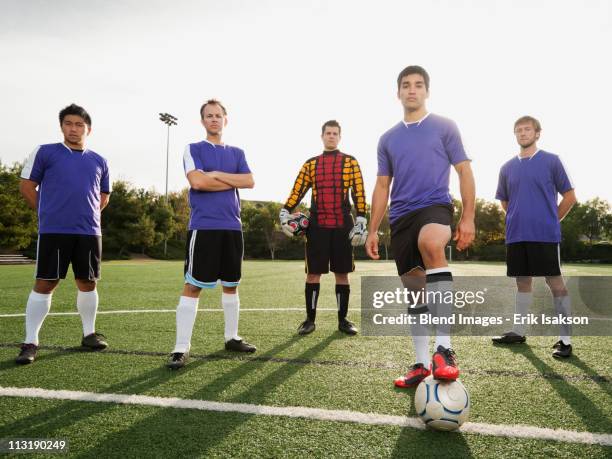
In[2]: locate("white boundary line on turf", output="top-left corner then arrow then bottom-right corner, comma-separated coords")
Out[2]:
0,308 -> 339,318
0,386 -> 610,447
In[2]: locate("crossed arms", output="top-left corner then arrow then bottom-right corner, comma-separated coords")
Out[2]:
186,170 -> 255,192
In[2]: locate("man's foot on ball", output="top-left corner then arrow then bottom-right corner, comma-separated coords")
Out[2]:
552,340 -> 572,358
394,363 -> 431,388
432,345 -> 459,381
338,319 -> 358,335
167,352 -> 188,369
297,320 -> 316,335
492,331 -> 526,344
225,338 -> 256,353
81,332 -> 108,350
15,343 -> 38,365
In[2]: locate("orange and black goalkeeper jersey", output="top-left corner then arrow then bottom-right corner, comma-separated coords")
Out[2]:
283,150 -> 366,228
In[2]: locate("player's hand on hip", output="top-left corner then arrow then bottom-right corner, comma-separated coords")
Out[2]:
349,216 -> 368,246
279,208 -> 294,237
453,217 -> 475,251
365,232 -> 380,260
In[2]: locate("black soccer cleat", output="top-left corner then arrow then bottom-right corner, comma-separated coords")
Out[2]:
15,343 -> 38,365
81,332 -> 108,350
297,320 -> 316,335
225,338 -> 257,353
338,319 -> 358,335
167,352 -> 188,370
492,331 -> 526,345
552,340 -> 572,358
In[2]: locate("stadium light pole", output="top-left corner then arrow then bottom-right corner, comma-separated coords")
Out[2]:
159,113 -> 178,257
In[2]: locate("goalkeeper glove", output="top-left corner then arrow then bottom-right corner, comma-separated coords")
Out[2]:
349,216 -> 368,246
279,208 -> 294,237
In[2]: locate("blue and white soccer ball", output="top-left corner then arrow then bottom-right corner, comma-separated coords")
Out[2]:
414,375 -> 470,431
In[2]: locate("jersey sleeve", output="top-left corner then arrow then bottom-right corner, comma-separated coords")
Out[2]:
101,159 -> 111,193
377,137 -> 393,177
443,120 -> 470,165
21,146 -> 44,183
283,160 -> 312,212
183,145 -> 196,176
349,157 -> 367,217
553,155 -> 574,194
495,167 -> 508,201
236,149 -> 251,174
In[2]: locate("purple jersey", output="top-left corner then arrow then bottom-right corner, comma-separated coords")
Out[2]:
21,143 -> 111,236
377,113 -> 469,222
496,150 -> 573,244
183,140 -> 251,231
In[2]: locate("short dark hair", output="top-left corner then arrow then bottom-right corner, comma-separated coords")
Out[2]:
321,119 -> 341,135
514,115 -> 541,133
200,99 -> 227,119
59,103 -> 91,126
397,65 -> 430,91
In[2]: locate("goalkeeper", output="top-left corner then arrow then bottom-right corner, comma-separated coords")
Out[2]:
279,120 -> 367,336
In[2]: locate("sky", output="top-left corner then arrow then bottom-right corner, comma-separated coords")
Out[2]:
1,0 -> 610,205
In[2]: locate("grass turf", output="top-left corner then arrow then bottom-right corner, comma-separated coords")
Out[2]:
0,260 -> 611,458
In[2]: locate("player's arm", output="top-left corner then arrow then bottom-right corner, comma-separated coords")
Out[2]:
208,171 -> 255,189
365,175 -> 391,259
558,189 -> 577,221
279,162 -> 312,236
348,158 -> 368,245
100,192 -> 110,211
350,158 -> 367,217
19,179 -> 38,210
186,170 -> 233,192
500,201 -> 508,212
453,160 -> 476,251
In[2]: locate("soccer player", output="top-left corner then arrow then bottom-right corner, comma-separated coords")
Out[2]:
167,99 -> 256,370
279,120 -> 367,336
365,66 -> 476,387
492,116 -> 576,358
16,104 -> 111,364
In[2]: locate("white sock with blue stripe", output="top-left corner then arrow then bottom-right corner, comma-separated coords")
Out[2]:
222,293 -> 240,342
172,296 -> 198,353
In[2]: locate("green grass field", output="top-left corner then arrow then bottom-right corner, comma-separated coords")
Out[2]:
0,260 -> 611,458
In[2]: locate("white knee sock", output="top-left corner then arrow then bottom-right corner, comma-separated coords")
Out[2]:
427,269 -> 453,350
77,290 -> 98,337
512,291 -> 532,336
553,295 -> 572,345
410,326 -> 431,368
172,296 -> 199,353
25,291 -> 52,345
222,292 -> 240,342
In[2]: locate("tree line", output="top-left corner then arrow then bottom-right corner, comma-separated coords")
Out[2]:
1,161 -> 611,262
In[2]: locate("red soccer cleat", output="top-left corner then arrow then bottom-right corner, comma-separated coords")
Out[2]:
432,345 -> 459,381
394,363 -> 431,388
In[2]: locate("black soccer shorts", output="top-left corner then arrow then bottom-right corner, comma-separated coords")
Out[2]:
305,223 -> 354,274
506,242 -> 561,277
390,204 -> 454,276
35,233 -> 102,281
184,229 -> 243,288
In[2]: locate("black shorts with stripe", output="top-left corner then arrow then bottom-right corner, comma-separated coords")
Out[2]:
506,242 -> 561,277
305,221 -> 354,274
35,233 -> 102,281
390,204 -> 454,276
184,230 -> 243,288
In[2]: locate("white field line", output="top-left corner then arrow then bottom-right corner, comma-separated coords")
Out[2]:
0,308 -> 338,318
0,386 -> 610,447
